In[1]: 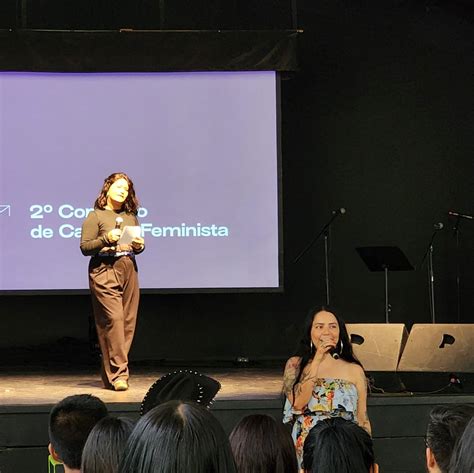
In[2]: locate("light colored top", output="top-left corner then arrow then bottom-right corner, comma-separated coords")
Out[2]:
283,377 -> 358,467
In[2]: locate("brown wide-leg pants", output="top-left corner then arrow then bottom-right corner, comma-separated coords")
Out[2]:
89,255 -> 139,387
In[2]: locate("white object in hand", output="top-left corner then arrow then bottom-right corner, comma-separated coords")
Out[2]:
117,226 -> 142,245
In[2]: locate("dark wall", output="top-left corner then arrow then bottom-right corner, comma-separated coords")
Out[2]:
283,0 -> 474,325
1,0 -> 473,363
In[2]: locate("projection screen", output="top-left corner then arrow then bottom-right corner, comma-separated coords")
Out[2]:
0,71 -> 281,293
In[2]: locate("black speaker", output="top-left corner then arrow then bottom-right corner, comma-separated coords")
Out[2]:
398,324 -> 474,393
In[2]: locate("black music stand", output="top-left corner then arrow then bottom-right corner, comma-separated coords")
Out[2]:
356,246 -> 414,323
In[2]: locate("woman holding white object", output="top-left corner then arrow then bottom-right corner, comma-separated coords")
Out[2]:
80,172 -> 144,391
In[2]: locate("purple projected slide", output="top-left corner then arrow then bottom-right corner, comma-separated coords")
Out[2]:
0,71 -> 280,291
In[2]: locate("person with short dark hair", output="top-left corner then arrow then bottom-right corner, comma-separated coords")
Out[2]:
81,416 -> 134,473
229,414 -> 298,473
302,417 -> 378,473
118,400 -> 236,473
425,404 -> 474,473
48,394 -> 108,473
448,416 -> 474,473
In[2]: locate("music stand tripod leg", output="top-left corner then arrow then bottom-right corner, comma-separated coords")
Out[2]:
384,266 -> 389,324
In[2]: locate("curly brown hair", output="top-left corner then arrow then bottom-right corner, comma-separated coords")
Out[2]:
94,172 -> 140,215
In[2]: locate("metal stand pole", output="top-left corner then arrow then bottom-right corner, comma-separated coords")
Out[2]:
384,266 -> 390,323
159,0 -> 166,29
324,231 -> 330,305
454,222 -> 461,323
419,224 -> 444,323
428,244 -> 436,323
18,0 -> 28,28
293,209 -> 346,305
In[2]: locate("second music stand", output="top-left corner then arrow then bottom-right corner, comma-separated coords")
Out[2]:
356,246 -> 414,323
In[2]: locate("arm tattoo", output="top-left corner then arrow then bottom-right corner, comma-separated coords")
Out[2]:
298,370 -> 318,386
282,359 -> 300,397
283,359 -> 317,401
293,368 -> 318,396
283,370 -> 296,396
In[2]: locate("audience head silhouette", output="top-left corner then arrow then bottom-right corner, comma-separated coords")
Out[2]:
119,400 -> 236,473
448,415 -> 474,473
229,414 -> 298,473
302,418 -> 377,473
48,394 -> 108,473
425,404 -> 474,473
81,416 -> 134,473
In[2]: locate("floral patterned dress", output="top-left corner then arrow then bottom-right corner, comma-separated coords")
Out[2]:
283,378 -> 358,467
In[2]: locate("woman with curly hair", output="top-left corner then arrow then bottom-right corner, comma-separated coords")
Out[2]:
80,172 -> 145,391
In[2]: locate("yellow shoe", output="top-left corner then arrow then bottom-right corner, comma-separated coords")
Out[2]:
113,379 -> 129,391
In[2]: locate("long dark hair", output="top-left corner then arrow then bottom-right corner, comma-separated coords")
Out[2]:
94,172 -> 139,215
302,418 -> 375,473
81,416 -> 134,473
448,416 -> 474,473
118,400 -> 237,473
229,414 -> 298,473
291,305 -> 363,398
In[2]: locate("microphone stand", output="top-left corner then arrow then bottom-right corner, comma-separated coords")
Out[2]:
453,217 -> 461,323
294,210 -> 344,305
419,230 -> 439,323
324,230 -> 330,305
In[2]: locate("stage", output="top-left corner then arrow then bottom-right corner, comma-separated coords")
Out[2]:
0,365 -> 284,405
1,365 -> 473,473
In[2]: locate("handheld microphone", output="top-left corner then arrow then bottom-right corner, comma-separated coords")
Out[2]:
448,211 -> 473,220
433,222 -> 444,230
108,217 -> 124,251
329,348 -> 340,360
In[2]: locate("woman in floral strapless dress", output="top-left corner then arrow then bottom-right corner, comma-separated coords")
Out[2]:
282,306 -> 371,468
